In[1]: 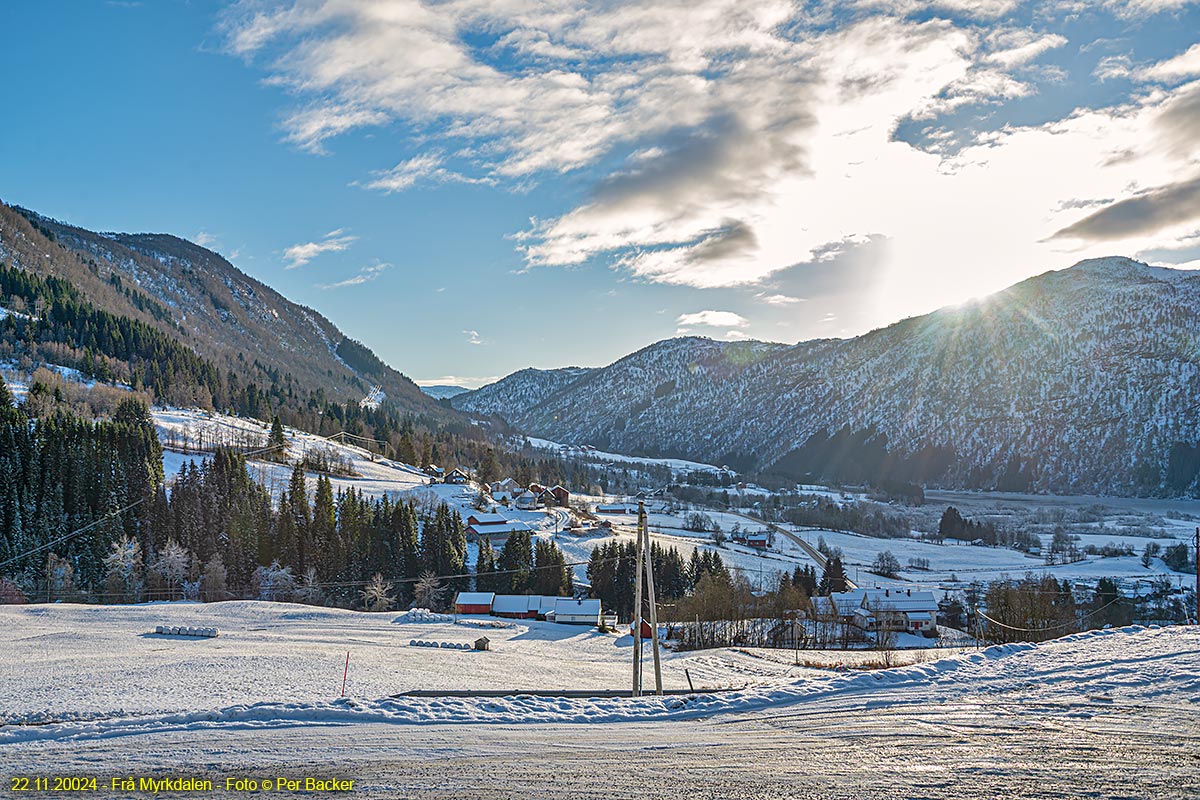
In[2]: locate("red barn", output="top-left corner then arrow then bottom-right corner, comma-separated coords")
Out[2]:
453,592 -> 495,615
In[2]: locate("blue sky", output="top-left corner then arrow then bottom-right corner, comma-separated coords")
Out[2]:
2,1 -> 1199,387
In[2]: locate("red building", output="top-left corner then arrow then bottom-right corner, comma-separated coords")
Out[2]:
453,592 -> 495,614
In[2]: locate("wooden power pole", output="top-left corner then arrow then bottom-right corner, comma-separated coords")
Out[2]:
631,501 -> 663,696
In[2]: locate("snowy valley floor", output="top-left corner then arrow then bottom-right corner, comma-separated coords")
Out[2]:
1,605 -> 1197,799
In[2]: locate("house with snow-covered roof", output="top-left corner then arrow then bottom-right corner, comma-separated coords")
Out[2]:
467,520 -> 534,545
445,467 -> 471,485
466,512 -> 508,528
514,490 -> 539,510
551,597 -> 602,626
851,589 -> 939,635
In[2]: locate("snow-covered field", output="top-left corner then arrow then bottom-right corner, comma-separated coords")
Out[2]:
1,607 -> 1195,799
526,436 -> 727,475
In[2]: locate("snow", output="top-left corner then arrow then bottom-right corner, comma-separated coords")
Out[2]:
0,600 -> 817,730
0,602 -> 1194,745
153,407 -> 433,502
526,436 -> 727,475
360,385 -> 385,410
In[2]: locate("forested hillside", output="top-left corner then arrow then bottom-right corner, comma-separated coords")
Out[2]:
0,201 -> 450,423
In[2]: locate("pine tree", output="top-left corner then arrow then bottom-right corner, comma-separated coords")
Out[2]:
267,415 -> 287,459
818,556 -> 848,595
475,538 -> 498,593
498,530 -> 534,594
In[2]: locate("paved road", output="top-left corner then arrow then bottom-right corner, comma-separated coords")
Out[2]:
727,511 -> 857,589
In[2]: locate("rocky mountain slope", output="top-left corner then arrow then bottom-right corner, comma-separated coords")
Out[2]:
453,366 -> 598,417
0,201 -> 450,420
454,258 -> 1200,495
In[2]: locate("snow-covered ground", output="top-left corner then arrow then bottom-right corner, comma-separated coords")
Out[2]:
1,612 -> 1195,799
526,436 -> 727,475
0,600 -> 950,730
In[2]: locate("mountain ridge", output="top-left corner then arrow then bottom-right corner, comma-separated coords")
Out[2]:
0,200 -> 451,422
453,257 -> 1200,496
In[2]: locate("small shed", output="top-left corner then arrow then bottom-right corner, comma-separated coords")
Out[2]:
453,591 -> 495,615
474,636 -> 490,651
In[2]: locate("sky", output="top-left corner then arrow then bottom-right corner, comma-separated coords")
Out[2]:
2,1 -> 1199,388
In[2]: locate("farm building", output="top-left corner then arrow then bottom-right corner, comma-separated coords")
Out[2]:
595,504 -> 631,514
466,520 -> 534,545
552,597 -> 603,626
809,590 -> 871,625
445,467 -> 471,485
466,512 -> 508,528
545,485 -> 570,506
423,464 -> 444,478
811,589 -> 939,635
453,592 -> 496,615
492,595 -> 558,619
489,477 -> 521,494
745,531 -> 771,549
853,589 -> 939,635
515,490 -> 539,510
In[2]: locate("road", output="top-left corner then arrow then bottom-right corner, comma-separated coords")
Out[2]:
727,511 -> 858,589
4,690 -> 1193,799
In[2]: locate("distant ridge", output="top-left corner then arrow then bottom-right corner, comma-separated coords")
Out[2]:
453,258 -> 1200,496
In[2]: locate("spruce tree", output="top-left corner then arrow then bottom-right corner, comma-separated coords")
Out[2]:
475,538 -> 497,593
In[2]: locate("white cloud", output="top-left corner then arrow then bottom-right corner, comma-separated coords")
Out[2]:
1138,43 -> 1200,82
1094,54 -> 1133,82
756,293 -> 806,305
1100,0 -> 1199,17
360,152 -> 491,194
194,231 -> 218,248
463,329 -> 485,345
319,261 -> 392,289
282,229 -> 357,269
676,310 -> 749,328
225,1 -> 1200,324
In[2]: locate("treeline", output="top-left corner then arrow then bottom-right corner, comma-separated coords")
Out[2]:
474,531 -> 574,597
0,387 -> 163,593
937,506 -> 1039,550
782,497 -> 913,538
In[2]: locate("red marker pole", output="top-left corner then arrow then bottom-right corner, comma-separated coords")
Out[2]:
341,651 -> 350,697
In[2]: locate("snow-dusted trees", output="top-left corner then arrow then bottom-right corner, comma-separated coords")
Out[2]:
150,539 -> 191,601
103,535 -> 144,603
45,553 -> 79,602
201,555 -> 228,603
361,573 -> 395,612
413,571 -> 446,611
870,550 -> 900,579
252,560 -> 295,602
295,566 -> 323,605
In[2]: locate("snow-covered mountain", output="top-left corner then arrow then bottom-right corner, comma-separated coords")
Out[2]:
454,258 -> 1200,496
453,366 -> 598,416
0,201 -> 450,419
420,384 -> 471,400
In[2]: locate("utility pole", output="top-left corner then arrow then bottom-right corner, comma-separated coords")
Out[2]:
642,502 -> 663,696
631,501 -> 662,696
632,501 -> 645,697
